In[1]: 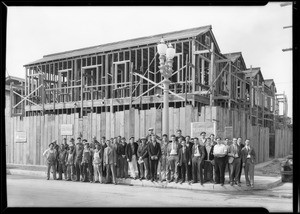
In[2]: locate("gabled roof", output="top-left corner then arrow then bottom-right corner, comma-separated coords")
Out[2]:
223,52 -> 241,63
242,67 -> 260,78
264,79 -> 275,87
6,75 -> 25,85
25,25 -> 214,67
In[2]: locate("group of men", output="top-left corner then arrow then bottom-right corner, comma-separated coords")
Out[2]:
43,128 -> 256,187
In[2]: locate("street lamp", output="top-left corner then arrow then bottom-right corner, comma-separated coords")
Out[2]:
157,38 -> 175,137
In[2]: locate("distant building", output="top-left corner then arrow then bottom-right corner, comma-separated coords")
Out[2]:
5,75 -> 25,116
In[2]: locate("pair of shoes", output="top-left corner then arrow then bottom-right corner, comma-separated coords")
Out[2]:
57,178 -> 62,180
175,179 -> 178,183
180,180 -> 184,184
46,178 -> 49,180
230,182 -> 233,186
246,183 -> 250,186
250,184 -> 254,188
139,177 -> 142,181
114,182 -> 117,185
151,178 -> 154,182
191,180 -> 195,184
237,183 -> 241,187
94,181 -> 100,183
90,181 -> 93,183
214,182 -> 220,184
200,182 -> 204,186
66,179 -> 71,181
221,183 -> 224,186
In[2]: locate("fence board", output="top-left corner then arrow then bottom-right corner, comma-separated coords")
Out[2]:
199,106 -> 205,122
97,114 -> 101,141
173,108 -> 180,136
205,106 -> 212,122
105,112 -> 111,139
100,112 -> 106,138
115,111 -> 121,137
140,110 -> 145,138
129,108 -> 135,139
134,109 -> 140,139
185,105 -> 192,137
124,110 -> 129,140
150,108 -> 156,134
179,107 -> 186,136
169,107 -> 174,136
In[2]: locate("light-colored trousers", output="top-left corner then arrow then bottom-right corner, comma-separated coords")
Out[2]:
128,155 -> 138,178
244,159 -> 255,185
93,163 -> 103,183
159,156 -> 167,181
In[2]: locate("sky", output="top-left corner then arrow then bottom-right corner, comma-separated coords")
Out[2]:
6,3 -> 293,118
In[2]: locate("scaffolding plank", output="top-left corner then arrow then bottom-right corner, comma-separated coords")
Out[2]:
173,108 -> 180,136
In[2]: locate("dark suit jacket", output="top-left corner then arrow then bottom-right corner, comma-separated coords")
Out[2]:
148,141 -> 161,160
191,144 -> 205,161
241,146 -> 256,164
125,142 -> 138,161
116,143 -> 126,156
203,145 -> 214,161
178,147 -> 192,166
228,144 -> 243,158
137,144 -> 149,159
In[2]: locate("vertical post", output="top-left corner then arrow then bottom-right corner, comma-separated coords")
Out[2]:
10,82 -> 13,117
185,54 -> 188,106
249,65 -> 253,125
81,68 -> 83,118
228,61 -> 232,110
209,42 -> 215,106
191,38 -> 196,94
201,58 -> 205,86
129,62 -> 133,109
262,82 -> 265,127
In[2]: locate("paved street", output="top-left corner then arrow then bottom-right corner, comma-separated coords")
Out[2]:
6,174 -> 292,212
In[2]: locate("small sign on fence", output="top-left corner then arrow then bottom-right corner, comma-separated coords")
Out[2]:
191,122 -> 216,138
60,124 -> 73,136
15,131 -> 27,143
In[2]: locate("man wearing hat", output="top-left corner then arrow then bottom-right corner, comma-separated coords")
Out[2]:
103,140 -> 117,184
57,143 -> 68,180
75,137 -> 84,181
148,135 -> 161,182
43,141 -> 58,180
116,137 -> 127,178
62,137 -> 69,151
166,134 -> 180,183
81,139 -> 93,182
159,134 -> 169,182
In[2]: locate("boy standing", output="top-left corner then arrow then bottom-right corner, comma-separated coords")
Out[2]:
81,140 -> 93,182
65,143 -> 76,181
43,142 -> 58,180
57,143 -> 67,180
93,142 -> 104,183
178,140 -> 192,184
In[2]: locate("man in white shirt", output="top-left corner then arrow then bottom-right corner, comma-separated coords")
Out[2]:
228,138 -> 242,186
191,137 -> 205,185
213,137 -> 227,186
166,134 -> 180,182
237,137 -> 245,183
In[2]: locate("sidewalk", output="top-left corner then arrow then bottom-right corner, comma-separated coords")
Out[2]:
6,163 -> 283,193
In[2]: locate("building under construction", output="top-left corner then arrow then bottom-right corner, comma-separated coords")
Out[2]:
6,25 -> 292,166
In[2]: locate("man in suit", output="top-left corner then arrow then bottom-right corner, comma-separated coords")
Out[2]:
137,137 -> 148,180
146,127 -> 161,143
100,136 -> 107,177
116,137 -> 127,179
191,137 -> 205,185
242,139 -> 256,187
103,140 -> 117,185
203,137 -> 214,183
178,140 -> 192,184
166,134 -> 180,183
148,134 -> 161,182
213,137 -> 227,186
185,135 -> 194,182
237,137 -> 245,183
224,138 -> 231,184
200,132 -> 206,146
125,137 -> 139,179
228,138 -> 243,186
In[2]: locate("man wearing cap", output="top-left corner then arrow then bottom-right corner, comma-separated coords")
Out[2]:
178,140 -> 192,184
137,137 -> 148,180
191,137 -> 205,185
75,137 -> 84,181
57,143 -> 68,180
199,132 -> 206,146
148,134 -> 161,182
125,137 -> 139,179
146,128 -> 161,143
81,140 -> 93,182
65,143 -> 76,181
166,134 -> 180,183
43,142 -> 58,180
93,142 -> 104,183
158,134 -> 169,182
117,137 -> 127,178
62,137 -> 69,151
103,140 -> 117,184
213,137 -> 228,186
210,134 -> 217,146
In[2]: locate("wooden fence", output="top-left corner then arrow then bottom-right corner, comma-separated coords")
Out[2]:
275,128 -> 293,158
5,105 -> 292,166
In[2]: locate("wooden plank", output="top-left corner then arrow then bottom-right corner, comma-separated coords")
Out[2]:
205,106 -> 212,122
199,106 -> 205,122
185,105 -> 192,137
100,112 -> 106,138
129,108 -> 135,139
70,113 -> 75,141
145,109 -> 151,135
82,115 -> 87,140
150,108 -> 156,134
39,115 -> 44,165
155,108 -> 162,138
105,112 -> 111,139
35,115 -> 40,165
5,116 -> 10,163
140,110 -> 145,138
134,109 -> 140,139
86,113 -> 91,141
97,113 -> 101,141
179,107 -> 186,136
32,115 -> 36,165
14,117 -> 19,164
173,108 -> 180,136
74,113 -> 79,139
169,107 -> 174,137
124,110 -> 130,140
116,111 -> 121,137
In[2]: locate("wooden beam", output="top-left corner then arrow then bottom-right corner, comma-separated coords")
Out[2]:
194,50 -> 210,55
209,42 -> 215,106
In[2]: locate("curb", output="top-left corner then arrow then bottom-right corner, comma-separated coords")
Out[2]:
7,168 -> 282,192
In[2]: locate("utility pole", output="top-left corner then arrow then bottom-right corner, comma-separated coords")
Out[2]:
281,2 -> 292,52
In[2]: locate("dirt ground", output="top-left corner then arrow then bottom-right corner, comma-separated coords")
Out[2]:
255,159 -> 283,177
